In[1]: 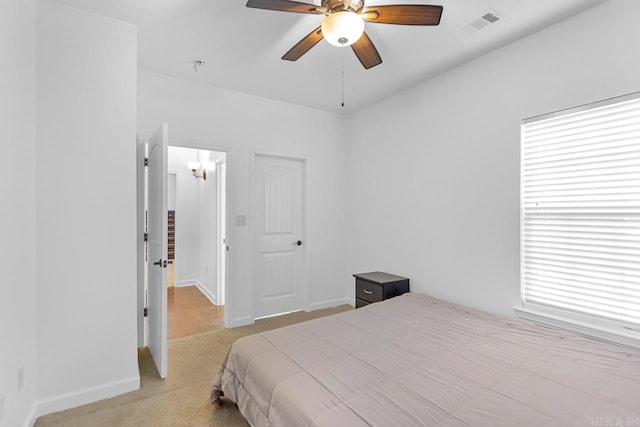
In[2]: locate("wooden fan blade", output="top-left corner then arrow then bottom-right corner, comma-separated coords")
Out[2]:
351,32 -> 382,69
362,4 -> 443,25
246,0 -> 322,14
282,26 -> 324,61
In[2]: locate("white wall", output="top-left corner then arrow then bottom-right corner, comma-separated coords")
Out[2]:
176,162 -> 202,286
0,1 -> 37,425
35,0 -> 139,416
197,165 -> 218,301
138,71 -> 349,325
345,0 -> 640,317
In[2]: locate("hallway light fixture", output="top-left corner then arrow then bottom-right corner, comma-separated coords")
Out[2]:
187,161 -> 216,181
188,161 -> 206,180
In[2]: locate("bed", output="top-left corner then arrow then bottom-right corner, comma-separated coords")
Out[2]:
211,293 -> 640,426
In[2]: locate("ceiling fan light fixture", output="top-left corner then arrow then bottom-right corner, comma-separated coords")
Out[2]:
321,11 -> 364,47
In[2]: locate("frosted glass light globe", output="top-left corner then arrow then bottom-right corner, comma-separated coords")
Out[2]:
321,11 -> 364,47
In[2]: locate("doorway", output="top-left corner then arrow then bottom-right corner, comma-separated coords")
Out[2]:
138,126 -> 230,377
166,146 -> 227,339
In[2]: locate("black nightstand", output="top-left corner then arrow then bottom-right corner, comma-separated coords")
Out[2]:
353,271 -> 410,308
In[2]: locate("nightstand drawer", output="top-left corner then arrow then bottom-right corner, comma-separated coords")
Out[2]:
355,279 -> 384,303
353,272 -> 410,308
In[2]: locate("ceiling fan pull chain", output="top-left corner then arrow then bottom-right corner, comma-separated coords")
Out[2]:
341,54 -> 345,108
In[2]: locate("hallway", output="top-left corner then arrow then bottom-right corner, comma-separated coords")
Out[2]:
167,286 -> 224,339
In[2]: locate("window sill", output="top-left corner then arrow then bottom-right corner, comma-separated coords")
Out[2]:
513,304 -> 640,350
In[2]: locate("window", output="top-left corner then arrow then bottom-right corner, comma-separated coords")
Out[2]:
519,92 -> 640,340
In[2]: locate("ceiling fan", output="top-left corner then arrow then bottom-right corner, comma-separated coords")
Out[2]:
246,0 -> 443,69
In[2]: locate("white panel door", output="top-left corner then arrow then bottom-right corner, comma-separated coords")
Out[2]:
254,155 -> 304,318
147,124 -> 168,378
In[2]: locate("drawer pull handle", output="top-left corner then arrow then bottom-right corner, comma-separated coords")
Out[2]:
364,289 -> 373,294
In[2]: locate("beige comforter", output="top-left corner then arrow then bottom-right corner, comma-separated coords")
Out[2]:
212,293 -> 640,426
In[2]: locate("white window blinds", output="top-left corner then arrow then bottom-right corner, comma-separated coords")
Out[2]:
521,92 -> 640,327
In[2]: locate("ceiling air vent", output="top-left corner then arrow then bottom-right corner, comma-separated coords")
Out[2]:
462,9 -> 504,34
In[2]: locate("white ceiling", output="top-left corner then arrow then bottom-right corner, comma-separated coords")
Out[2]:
50,0 -> 606,114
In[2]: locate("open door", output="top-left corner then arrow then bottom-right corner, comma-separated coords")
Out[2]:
147,124 -> 168,378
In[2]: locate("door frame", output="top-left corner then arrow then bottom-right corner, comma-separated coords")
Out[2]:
249,151 -> 311,322
216,158 -> 227,306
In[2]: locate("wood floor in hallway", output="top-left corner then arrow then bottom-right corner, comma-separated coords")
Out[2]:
168,285 -> 224,340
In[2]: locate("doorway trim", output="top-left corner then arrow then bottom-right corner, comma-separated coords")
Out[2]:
216,159 -> 227,306
249,150 -> 311,322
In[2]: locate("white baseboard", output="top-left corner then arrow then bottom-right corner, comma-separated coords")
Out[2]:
27,375 -> 140,426
226,299 -> 353,329
309,297 -> 353,311
176,279 -> 197,288
176,280 -> 219,306
194,280 -> 217,306
23,403 -> 38,427
229,315 -> 254,328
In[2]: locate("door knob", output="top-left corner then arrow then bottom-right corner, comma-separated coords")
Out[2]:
293,240 -> 303,246
153,259 -> 166,267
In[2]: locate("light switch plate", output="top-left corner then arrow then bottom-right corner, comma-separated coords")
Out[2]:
235,215 -> 248,226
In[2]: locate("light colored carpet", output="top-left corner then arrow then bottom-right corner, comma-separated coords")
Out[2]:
35,305 -> 352,427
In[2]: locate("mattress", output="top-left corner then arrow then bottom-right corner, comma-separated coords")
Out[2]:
211,293 -> 640,426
